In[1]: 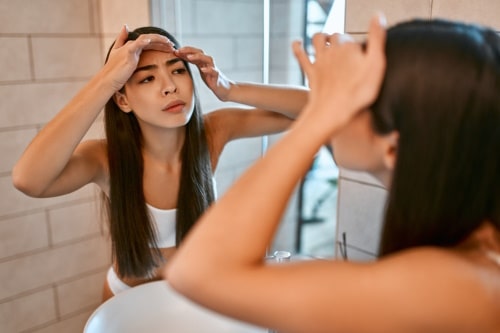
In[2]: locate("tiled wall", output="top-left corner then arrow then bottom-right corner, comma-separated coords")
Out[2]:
337,0 -> 500,260
0,0 -> 151,332
0,0 -> 304,332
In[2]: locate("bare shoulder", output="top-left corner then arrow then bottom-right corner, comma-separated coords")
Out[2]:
368,247 -> 500,332
227,249 -> 499,333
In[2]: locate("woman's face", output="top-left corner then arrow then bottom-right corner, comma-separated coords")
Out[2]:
119,50 -> 195,129
330,110 -> 394,182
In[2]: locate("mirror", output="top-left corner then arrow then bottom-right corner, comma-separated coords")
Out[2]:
150,0 -> 344,259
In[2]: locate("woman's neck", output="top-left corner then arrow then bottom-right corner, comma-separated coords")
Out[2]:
141,126 -> 186,165
458,221 -> 500,264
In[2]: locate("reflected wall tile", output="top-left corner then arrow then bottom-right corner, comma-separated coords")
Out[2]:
340,245 -> 377,262
0,237 -> 110,300
1,81 -> 85,127
0,289 -> 56,332
0,212 -> 49,260
217,137 -> 263,170
82,119 -> 105,141
49,201 -> 101,245
56,271 -> 106,316
270,36 -> 300,71
269,68 -> 303,85
0,0 -> 91,34
195,1 -> 263,35
29,311 -> 93,333
0,128 -> 37,174
345,0 -> 431,33
100,0 -> 151,34
271,0 -> 305,36
235,36 -> 263,71
222,69 -> 263,85
101,37 -> 116,62
0,38 -> 31,82
339,168 -> 384,187
32,37 -> 102,80
336,178 -> 387,258
272,189 -> 300,253
432,0 -> 500,30
182,36 -> 235,71
214,162 -> 253,198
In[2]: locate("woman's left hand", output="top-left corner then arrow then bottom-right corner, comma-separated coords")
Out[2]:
292,13 -> 387,136
174,47 -> 234,101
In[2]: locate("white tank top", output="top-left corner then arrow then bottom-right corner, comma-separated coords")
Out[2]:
147,204 -> 177,248
146,178 -> 217,248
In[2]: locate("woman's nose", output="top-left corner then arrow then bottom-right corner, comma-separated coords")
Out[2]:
162,77 -> 177,95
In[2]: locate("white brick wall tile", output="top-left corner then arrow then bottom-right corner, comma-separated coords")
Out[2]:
0,212 -> 49,259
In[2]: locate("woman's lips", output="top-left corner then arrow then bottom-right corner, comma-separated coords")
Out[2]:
163,101 -> 185,113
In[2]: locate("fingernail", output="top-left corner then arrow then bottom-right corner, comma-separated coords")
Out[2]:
124,24 -> 130,32
377,12 -> 387,27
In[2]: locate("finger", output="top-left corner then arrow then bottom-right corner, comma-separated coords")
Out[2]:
365,13 -> 387,76
326,33 -> 354,46
311,33 -> 330,51
138,34 -> 176,52
145,41 -> 176,53
366,13 -> 387,59
176,46 -> 204,55
113,24 -> 129,49
176,51 -> 216,74
292,40 -> 312,76
174,47 -> 205,63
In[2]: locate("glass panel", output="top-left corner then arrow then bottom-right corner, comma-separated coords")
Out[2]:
150,0 -> 345,259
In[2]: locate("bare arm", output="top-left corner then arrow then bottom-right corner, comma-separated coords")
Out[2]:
167,14 -> 390,332
175,46 -> 308,118
12,26 -> 174,197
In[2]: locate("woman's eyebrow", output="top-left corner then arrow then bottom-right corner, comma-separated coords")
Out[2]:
132,58 -> 183,75
166,58 -> 182,66
133,64 -> 157,75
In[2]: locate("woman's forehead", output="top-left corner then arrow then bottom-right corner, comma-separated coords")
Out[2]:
138,49 -> 180,66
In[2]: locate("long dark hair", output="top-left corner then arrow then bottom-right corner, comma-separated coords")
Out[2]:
103,27 -> 215,277
370,20 -> 500,256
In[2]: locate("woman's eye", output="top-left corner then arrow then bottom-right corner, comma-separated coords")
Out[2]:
140,76 -> 154,83
173,68 -> 187,75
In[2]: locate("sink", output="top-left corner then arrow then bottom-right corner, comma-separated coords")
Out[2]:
84,281 -> 266,333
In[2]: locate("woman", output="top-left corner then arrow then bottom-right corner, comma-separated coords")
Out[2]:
167,14 -> 500,333
12,26 -> 308,301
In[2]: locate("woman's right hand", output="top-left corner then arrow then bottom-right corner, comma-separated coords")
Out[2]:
104,25 -> 176,91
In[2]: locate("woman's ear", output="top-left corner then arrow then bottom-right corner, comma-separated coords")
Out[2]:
383,131 -> 399,171
113,91 -> 133,113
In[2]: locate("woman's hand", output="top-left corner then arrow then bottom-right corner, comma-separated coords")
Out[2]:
174,46 -> 234,101
104,25 -> 176,91
292,13 -> 387,136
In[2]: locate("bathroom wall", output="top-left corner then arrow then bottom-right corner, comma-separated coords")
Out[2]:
0,0 -> 304,332
337,0 -> 500,260
0,1 -> 151,332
